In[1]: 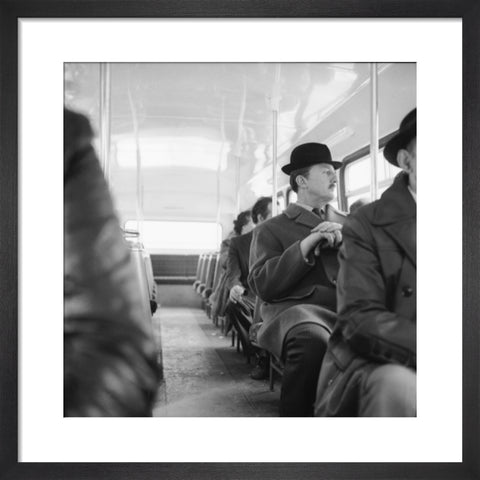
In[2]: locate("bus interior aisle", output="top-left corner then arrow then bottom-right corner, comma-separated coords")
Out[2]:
64,62 -> 417,419
152,306 -> 279,417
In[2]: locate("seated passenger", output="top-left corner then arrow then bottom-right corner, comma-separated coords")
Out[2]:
349,197 -> 369,215
248,143 -> 346,416
210,210 -> 253,325
64,108 -> 161,416
314,109 -> 417,417
224,197 -> 273,378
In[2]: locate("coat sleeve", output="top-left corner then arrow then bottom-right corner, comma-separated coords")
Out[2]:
218,238 -> 231,269
248,222 -> 314,302
336,215 -> 416,368
225,240 -> 243,290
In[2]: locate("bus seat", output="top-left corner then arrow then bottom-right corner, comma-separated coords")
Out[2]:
193,253 -> 206,290
129,245 -> 154,325
197,253 -> 213,295
205,253 -> 221,318
202,254 -> 218,300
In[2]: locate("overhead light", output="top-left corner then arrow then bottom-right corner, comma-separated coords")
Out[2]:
323,126 -> 354,148
114,136 -> 228,171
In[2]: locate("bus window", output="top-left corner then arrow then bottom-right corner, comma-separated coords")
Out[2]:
344,149 -> 401,210
287,188 -> 297,205
330,195 -> 340,211
277,192 -> 286,212
124,220 -> 222,254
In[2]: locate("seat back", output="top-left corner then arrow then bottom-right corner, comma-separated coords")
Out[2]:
193,253 -> 205,289
205,254 -> 217,289
211,252 -> 222,292
129,244 -> 154,328
197,253 -> 213,294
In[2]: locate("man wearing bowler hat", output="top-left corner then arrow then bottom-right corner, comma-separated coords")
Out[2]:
248,142 -> 346,416
314,108 -> 417,417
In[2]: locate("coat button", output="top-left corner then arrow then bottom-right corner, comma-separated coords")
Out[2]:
402,286 -> 413,297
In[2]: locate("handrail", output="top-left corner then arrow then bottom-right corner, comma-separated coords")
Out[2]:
370,63 -> 379,201
126,70 -> 144,237
123,229 -> 140,237
271,64 -> 281,217
216,95 -> 225,236
99,63 -> 111,179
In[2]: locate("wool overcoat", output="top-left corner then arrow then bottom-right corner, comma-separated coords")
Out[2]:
226,230 -> 255,305
210,233 -> 236,318
248,203 -> 346,358
315,173 -> 416,416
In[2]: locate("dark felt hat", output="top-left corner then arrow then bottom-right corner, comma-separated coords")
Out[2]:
384,108 -> 417,166
281,142 -> 342,175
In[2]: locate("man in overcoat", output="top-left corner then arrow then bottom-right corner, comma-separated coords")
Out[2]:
248,143 -> 346,416
314,108 -> 417,417
224,197 -> 273,360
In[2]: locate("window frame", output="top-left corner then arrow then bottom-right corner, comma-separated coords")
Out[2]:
123,219 -> 223,254
337,130 -> 399,211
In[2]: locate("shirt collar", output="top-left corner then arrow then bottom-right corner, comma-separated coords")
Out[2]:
295,201 -> 325,214
407,185 -> 416,203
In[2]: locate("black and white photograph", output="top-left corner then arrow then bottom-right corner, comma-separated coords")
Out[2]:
64,62 -> 416,418
3,11 -> 477,478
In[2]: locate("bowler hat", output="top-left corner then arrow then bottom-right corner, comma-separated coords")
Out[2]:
384,108 -> 416,166
281,142 -> 342,175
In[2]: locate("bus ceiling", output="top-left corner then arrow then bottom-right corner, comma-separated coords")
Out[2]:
65,62 -> 416,227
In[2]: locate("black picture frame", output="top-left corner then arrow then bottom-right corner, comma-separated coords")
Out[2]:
1,1 -> 479,479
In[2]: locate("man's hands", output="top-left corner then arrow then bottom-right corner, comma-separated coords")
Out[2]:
300,221 -> 343,258
229,284 -> 246,304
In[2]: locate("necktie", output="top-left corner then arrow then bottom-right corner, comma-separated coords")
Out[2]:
312,208 -> 324,221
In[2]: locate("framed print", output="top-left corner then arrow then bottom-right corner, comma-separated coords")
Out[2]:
1,1 -> 479,479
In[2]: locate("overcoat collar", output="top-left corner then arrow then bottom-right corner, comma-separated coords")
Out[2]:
372,172 -> 416,266
284,202 -> 331,228
235,230 -> 253,246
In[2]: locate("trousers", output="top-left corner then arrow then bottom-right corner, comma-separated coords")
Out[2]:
314,350 -> 416,417
280,322 -> 330,417
225,298 -> 254,353
359,364 -> 416,416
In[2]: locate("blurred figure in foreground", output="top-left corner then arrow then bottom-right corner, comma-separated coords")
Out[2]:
315,109 -> 417,417
64,108 -> 161,416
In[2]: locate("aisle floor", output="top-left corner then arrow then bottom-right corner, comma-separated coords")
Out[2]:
152,307 -> 280,417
